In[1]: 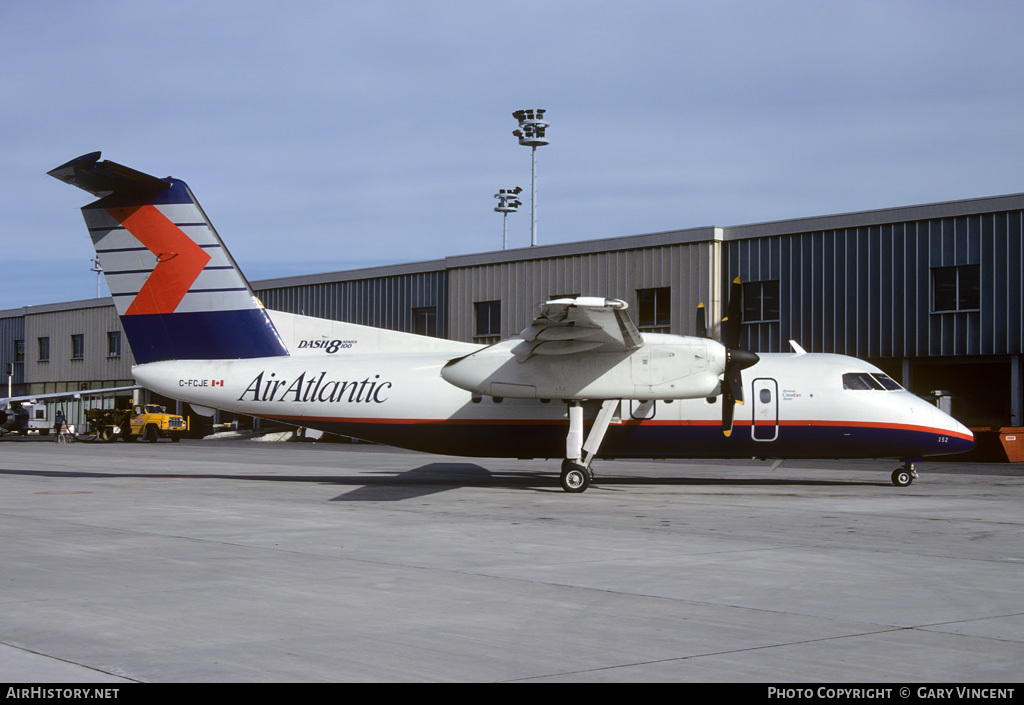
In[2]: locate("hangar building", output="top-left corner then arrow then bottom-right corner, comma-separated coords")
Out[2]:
2,190 -> 1022,446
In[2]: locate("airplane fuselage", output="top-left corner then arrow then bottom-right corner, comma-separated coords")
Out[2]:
134,348 -> 973,462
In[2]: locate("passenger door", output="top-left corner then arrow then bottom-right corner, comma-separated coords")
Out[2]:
751,378 -> 779,442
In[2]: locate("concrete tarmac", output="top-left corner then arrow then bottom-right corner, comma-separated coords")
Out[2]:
0,435 -> 1021,683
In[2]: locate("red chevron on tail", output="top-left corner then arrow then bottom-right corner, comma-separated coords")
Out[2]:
109,204 -> 212,316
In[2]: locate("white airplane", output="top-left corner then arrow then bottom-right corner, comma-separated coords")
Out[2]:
47,152 -> 973,492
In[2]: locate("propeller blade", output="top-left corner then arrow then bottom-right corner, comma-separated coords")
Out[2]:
725,348 -> 759,405
696,302 -> 707,338
727,368 -> 744,406
707,275 -> 758,437
722,384 -> 735,437
724,276 -> 743,349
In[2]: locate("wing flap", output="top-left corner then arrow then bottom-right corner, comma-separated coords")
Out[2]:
515,297 -> 643,359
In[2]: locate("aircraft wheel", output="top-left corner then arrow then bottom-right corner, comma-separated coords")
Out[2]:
561,458 -> 595,482
560,463 -> 590,493
891,468 -> 913,487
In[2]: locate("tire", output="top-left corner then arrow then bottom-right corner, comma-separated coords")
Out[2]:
892,468 -> 913,487
144,425 -> 158,443
560,464 -> 591,493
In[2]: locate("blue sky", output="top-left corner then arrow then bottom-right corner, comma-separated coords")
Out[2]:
3,0 -> 1024,310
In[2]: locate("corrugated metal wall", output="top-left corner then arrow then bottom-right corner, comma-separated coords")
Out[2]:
256,270 -> 448,336
447,241 -> 720,342
25,304 -> 135,386
727,211 -> 1024,359
0,312 -> 26,389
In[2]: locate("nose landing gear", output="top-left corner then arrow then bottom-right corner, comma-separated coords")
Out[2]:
892,461 -> 919,487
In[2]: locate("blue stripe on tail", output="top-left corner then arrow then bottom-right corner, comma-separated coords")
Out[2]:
121,309 -> 289,364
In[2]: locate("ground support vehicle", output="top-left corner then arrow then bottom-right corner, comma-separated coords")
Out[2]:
87,405 -> 187,442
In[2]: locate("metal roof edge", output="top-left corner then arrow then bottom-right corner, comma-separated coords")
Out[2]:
722,192 -> 1024,240
443,226 -> 721,269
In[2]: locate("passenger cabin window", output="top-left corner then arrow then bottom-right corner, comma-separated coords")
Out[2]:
843,372 -> 903,391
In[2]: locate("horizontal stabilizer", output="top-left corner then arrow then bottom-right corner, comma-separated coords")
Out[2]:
48,152 -> 171,200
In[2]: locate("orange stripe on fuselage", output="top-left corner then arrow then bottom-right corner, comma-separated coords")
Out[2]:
108,205 -> 211,316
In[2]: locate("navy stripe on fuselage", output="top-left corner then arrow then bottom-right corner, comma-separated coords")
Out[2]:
259,417 -> 972,461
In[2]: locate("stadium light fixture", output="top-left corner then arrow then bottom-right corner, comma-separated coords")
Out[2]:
512,109 -> 549,247
494,186 -> 523,250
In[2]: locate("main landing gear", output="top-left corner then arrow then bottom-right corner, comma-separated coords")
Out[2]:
560,459 -> 593,493
560,400 -> 618,493
891,461 -> 919,487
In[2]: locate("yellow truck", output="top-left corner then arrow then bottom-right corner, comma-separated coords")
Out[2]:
87,404 -> 187,442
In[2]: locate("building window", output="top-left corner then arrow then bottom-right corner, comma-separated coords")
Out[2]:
413,307 -> 437,337
71,334 -> 84,360
933,265 -> 980,312
37,337 -> 49,362
13,339 -> 24,362
107,331 -> 122,358
475,300 -> 501,339
637,287 -> 671,331
743,280 -> 781,322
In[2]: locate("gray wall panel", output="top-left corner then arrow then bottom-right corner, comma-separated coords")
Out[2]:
25,304 -> 134,385
447,241 -> 719,343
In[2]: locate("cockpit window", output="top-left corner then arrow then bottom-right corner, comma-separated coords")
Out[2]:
843,372 -> 902,391
871,373 -> 903,390
843,373 -> 881,390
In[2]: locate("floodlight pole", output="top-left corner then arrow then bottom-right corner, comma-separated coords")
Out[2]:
530,147 -> 537,246
90,257 -> 103,298
494,187 -> 523,250
512,109 -> 549,247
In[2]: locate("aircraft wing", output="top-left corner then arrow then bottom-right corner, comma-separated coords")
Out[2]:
512,297 -> 643,359
2,386 -> 140,406
442,297 -> 663,400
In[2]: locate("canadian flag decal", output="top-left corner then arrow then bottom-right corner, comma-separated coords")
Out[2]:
211,380 -> 224,387
107,205 -> 212,316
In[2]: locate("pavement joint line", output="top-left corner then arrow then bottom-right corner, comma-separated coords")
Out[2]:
0,640 -> 140,683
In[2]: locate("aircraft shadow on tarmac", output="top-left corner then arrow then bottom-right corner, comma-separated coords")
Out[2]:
0,463 -> 887,502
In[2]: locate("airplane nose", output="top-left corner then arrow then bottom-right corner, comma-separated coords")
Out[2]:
930,402 -> 974,453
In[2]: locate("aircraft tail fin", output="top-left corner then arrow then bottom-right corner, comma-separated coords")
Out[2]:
48,152 -> 289,364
